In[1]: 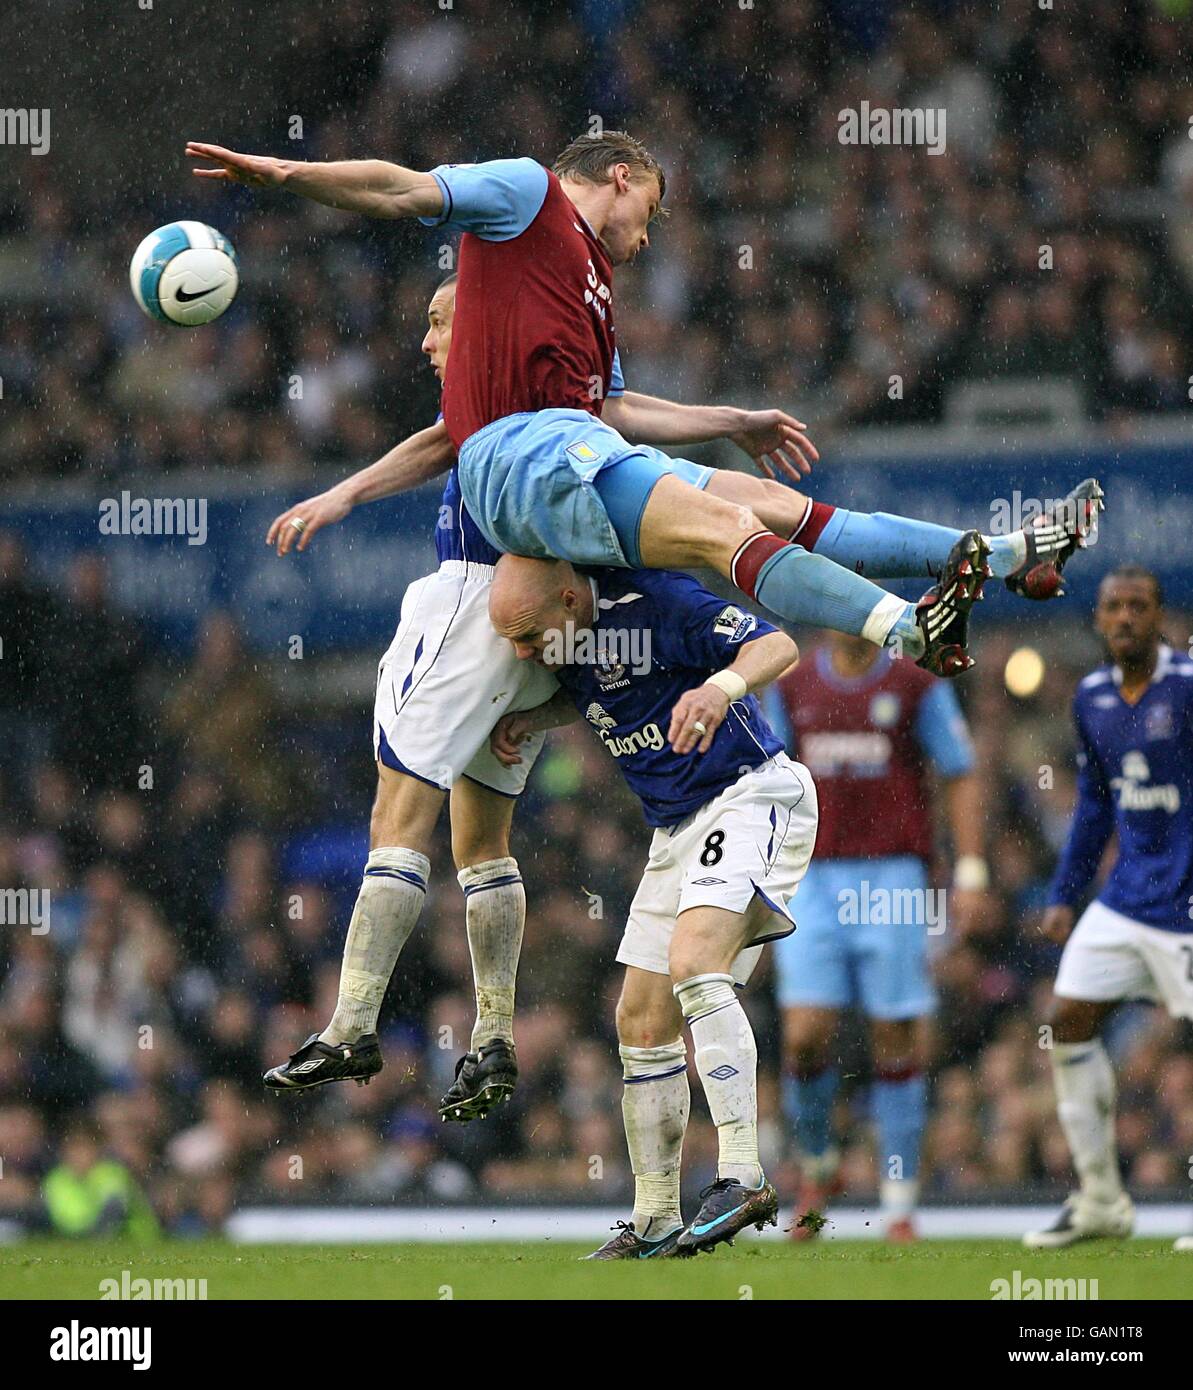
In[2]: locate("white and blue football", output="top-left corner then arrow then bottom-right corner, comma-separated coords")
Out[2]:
129,221 -> 239,326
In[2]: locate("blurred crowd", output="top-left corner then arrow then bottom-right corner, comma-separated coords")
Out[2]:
2,524 -> 1191,1237
3,0 -> 1193,488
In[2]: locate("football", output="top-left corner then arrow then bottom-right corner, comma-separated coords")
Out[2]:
129,220 -> 239,326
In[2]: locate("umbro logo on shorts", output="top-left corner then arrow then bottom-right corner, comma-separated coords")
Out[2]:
691,877 -> 726,885
708,1065 -> 739,1080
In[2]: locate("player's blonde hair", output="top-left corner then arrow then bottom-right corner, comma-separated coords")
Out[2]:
553,131 -> 668,213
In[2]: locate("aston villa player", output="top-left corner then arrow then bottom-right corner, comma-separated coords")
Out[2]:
769,631 -> 986,1240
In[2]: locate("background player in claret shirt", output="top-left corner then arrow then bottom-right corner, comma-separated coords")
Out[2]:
1025,568 -> 1193,1254
187,132 -> 1102,676
768,630 -> 986,1241
487,556 -> 818,1258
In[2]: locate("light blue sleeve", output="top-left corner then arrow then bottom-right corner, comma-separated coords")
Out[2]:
609,348 -> 625,398
417,158 -> 549,240
914,681 -> 976,778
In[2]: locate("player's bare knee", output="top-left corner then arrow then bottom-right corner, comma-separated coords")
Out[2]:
669,940 -> 717,985
786,1035 -> 829,1076
369,765 -> 441,854
702,502 -> 768,568
783,1013 -> 832,1073
1048,996 -> 1101,1044
616,991 -> 677,1049
451,831 -> 509,870
871,1018 -> 919,1069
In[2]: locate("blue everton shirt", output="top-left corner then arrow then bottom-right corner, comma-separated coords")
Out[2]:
1049,644 -> 1193,933
432,350 -> 624,567
555,568 -> 785,827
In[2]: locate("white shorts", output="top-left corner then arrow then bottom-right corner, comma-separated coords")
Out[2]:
373,561 -> 559,796
1055,899 -> 1193,1020
616,753 -> 818,987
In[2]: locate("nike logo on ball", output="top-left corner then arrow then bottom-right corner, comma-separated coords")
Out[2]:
175,282 -> 223,302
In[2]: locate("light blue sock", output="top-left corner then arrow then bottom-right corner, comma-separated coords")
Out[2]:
814,507 -> 1023,579
813,509 -> 957,578
872,1072 -> 926,1183
784,1068 -> 839,1159
754,545 -> 919,652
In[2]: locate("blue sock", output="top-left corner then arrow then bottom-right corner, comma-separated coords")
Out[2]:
871,1071 -> 926,1183
784,1068 -> 839,1159
814,507 -> 1024,579
753,545 -> 917,649
813,509 -> 958,578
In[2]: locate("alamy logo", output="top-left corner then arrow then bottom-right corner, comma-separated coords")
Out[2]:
0,887 -> 50,933
837,882 -> 947,934
543,623 -> 651,677
990,1270 -> 1099,1301
838,102 -> 945,156
50,1322 -> 151,1369
98,492 -> 208,546
100,1269 -> 208,1300
0,108 -> 50,156
1111,749 -> 1180,813
988,490 -> 1098,546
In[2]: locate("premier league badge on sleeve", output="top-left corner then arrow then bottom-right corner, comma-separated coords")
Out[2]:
713,605 -> 757,643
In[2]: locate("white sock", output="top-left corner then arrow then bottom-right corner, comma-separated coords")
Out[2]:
862,593 -> 925,660
458,857 -> 524,1051
1051,1040 -> 1124,1206
621,1040 -> 689,1238
321,847 -> 429,1044
880,1177 -> 920,1220
674,973 -> 761,1188
983,530 -> 1028,578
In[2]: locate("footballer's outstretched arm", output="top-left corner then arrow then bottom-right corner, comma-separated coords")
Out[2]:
670,629 -> 798,755
601,390 -> 818,480
267,419 -> 454,554
187,143 -> 444,220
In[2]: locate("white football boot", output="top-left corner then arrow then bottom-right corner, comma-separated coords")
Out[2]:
1023,1191 -> 1135,1249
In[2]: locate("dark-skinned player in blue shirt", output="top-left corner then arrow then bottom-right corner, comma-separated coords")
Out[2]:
1026,567 -> 1193,1253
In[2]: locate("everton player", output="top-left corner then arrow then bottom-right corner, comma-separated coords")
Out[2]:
487,554 -> 818,1257
769,631 -> 986,1241
189,132 -> 1102,674
1025,568 -> 1193,1251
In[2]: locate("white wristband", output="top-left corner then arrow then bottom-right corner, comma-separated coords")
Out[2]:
704,669 -> 748,703
953,855 -> 990,892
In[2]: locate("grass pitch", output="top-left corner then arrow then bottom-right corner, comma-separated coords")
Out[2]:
0,1237 -> 1186,1300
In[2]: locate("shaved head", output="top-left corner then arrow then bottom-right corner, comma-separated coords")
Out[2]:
489,555 -> 593,667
